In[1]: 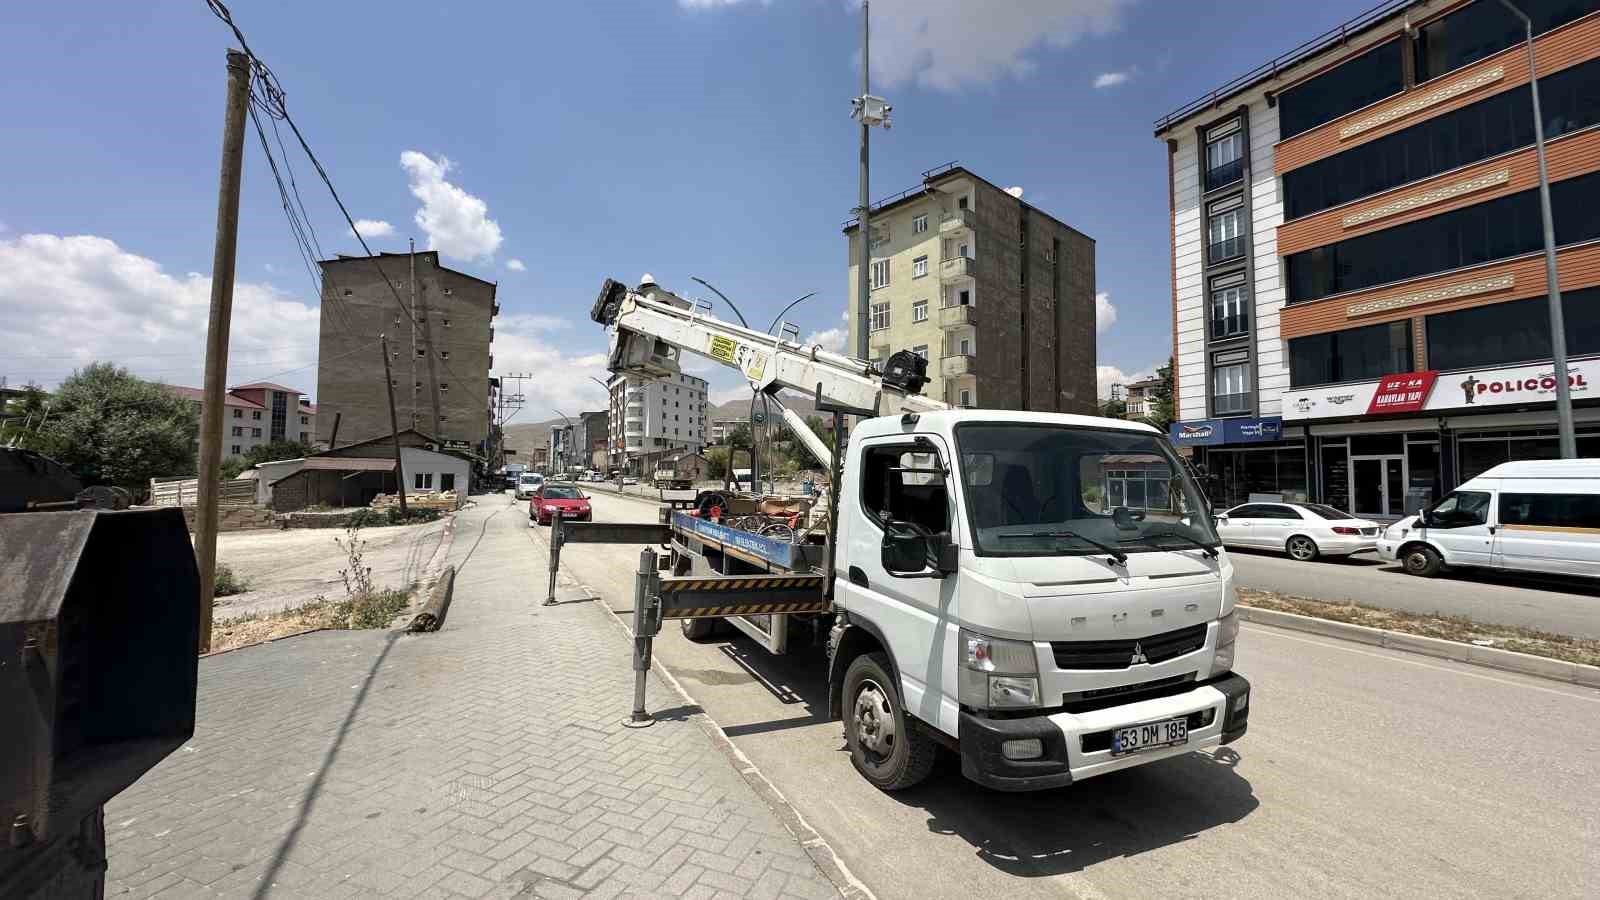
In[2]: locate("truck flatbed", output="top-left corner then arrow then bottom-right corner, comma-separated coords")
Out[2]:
669,510 -> 823,572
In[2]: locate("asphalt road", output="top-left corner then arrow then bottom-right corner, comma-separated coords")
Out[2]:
536,491 -> 1600,900
1228,548 -> 1600,638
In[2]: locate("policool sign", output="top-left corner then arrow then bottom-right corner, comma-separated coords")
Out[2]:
1283,356 -> 1594,421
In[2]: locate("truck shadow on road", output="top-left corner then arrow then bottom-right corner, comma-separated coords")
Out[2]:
903,747 -> 1259,877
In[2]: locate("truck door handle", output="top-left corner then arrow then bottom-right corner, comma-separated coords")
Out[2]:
849,566 -> 869,589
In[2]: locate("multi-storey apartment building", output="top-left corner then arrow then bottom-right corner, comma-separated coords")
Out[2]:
315,251 -> 497,454
844,163 -> 1097,412
1157,0 -> 1600,514
607,373 -> 708,474
1123,375 -> 1164,420
167,381 -> 315,459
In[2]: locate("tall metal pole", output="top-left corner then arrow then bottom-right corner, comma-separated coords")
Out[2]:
409,239 -> 418,431
380,335 -> 410,517
854,0 -> 872,362
195,49 -> 252,654
1500,0 -> 1575,458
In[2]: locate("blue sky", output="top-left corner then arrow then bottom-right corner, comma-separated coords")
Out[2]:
0,0 -> 1379,417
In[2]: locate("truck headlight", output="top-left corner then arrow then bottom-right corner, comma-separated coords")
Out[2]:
1210,611 -> 1239,677
959,629 -> 1041,710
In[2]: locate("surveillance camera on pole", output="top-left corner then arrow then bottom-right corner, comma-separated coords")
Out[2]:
851,95 -> 892,130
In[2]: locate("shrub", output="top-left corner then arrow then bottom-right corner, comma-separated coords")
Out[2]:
213,564 -> 249,597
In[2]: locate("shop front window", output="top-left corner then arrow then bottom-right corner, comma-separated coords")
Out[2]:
1202,446 -> 1308,509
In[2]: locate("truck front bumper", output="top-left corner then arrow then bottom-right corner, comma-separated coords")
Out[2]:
959,673 -> 1250,791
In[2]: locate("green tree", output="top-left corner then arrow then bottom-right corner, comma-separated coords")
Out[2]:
36,363 -> 198,491
725,423 -> 752,448
1099,398 -> 1128,419
1147,357 -> 1175,430
1,383 -> 52,450
243,439 -> 314,467
704,446 -> 730,480
220,457 -> 248,480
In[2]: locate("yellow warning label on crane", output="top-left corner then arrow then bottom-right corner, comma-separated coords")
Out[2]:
709,335 -> 738,364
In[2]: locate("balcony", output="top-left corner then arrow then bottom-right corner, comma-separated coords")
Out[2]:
1204,158 -> 1244,192
1208,237 -> 1244,265
941,354 -> 975,378
939,208 -> 975,234
940,256 -> 977,281
940,303 -> 977,327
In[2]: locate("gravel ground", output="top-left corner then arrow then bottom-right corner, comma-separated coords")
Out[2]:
211,514 -> 451,619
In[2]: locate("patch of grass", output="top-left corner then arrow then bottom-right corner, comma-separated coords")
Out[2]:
347,587 -> 411,629
213,564 -> 249,597
208,587 -> 417,654
1239,588 -> 1600,668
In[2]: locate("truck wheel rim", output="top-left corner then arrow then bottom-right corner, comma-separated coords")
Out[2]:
1405,550 -> 1428,572
853,679 -> 897,760
1289,538 -> 1314,560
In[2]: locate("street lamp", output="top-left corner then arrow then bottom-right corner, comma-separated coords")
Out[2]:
691,277 -> 750,329
1499,0 -> 1576,458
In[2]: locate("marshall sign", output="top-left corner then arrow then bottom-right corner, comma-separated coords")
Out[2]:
1283,357 -> 1593,421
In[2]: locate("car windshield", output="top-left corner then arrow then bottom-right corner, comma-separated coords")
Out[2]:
1302,503 -> 1356,520
542,485 -> 581,499
520,475 -> 540,484
955,423 -> 1217,557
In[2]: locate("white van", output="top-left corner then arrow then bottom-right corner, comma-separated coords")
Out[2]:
1376,460 -> 1600,578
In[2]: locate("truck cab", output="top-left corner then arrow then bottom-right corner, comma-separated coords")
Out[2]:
828,409 -> 1249,791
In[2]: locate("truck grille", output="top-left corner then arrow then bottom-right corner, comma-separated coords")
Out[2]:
1049,623 -> 1208,670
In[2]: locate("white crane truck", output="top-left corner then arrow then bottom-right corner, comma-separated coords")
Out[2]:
593,277 -> 1249,792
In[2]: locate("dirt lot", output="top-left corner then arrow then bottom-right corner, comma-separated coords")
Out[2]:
211,515 -> 449,619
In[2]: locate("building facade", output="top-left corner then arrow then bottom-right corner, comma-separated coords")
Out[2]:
1158,0 -> 1600,515
844,163 -> 1097,412
167,382 -> 315,459
1123,376 -> 1164,419
607,373 -> 708,474
314,251 -> 497,453
577,410 -> 609,471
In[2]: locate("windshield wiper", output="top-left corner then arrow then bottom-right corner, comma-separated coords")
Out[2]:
1123,530 -> 1219,559
998,530 -> 1128,565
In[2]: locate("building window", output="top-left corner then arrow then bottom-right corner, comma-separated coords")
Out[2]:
1284,59 -> 1600,220
441,473 -> 456,492
1426,286 -> 1600,371
870,302 -> 891,331
1415,0 -> 1595,84
440,382 -> 449,392
1212,353 -> 1251,415
439,350 -> 450,359
912,299 -> 928,322
252,410 -> 262,420
1206,196 -> 1245,264
912,344 -> 929,359
443,317 -> 451,327
231,426 -> 243,437
913,214 -> 928,234
958,336 -> 972,355
251,427 -> 262,437
957,288 -> 971,306
959,388 -> 972,407
913,255 -> 928,278
871,259 -> 891,289
300,415 -> 309,425
1288,320 -> 1413,388
415,472 -> 433,490
1210,274 -> 1249,339
1287,170 -> 1600,303
1204,119 -> 1244,191
416,348 -> 426,358
957,195 -> 969,210
442,287 -> 453,296
343,288 -> 353,296
231,445 -> 241,455
1278,38 -> 1403,140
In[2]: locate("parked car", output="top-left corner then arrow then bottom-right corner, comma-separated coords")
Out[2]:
621,475 -> 638,485
1377,459 -> 1600,578
514,472 -> 544,500
1215,501 -> 1381,561
530,482 -> 592,526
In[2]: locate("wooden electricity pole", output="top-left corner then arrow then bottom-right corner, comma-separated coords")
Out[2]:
380,334 -> 410,517
195,49 -> 252,654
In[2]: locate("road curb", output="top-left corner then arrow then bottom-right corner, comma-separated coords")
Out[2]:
1238,605 -> 1600,688
524,521 -> 874,899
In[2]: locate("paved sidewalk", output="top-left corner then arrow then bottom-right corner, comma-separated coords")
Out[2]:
105,497 -> 840,898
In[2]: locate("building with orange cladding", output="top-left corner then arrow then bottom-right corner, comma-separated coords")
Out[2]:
1156,0 -> 1600,515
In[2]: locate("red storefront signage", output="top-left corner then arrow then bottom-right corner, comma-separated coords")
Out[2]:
1367,371 -> 1438,414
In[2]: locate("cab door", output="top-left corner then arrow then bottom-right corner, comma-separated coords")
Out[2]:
1421,489 -> 1495,567
837,434 -> 960,732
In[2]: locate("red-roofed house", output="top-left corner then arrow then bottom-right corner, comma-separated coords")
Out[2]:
164,382 -> 316,459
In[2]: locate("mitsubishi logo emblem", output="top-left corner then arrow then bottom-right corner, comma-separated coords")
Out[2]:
1130,642 -> 1148,665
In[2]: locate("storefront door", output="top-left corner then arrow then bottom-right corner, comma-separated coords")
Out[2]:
1351,456 -> 1406,518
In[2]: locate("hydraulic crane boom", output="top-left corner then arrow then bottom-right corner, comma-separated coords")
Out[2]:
590,277 -> 945,469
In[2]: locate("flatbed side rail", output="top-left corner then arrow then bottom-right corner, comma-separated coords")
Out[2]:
671,510 -> 798,570
656,574 -> 828,619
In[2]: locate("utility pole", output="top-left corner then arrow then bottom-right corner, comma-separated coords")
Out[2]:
414,238 -> 443,440
854,1 -> 872,362
381,334 -> 410,517
195,49 -> 252,654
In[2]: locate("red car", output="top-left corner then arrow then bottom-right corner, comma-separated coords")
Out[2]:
530,482 -> 592,526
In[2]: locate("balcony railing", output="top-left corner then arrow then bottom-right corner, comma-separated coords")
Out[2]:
941,354 -> 975,378
940,208 -> 975,234
1204,158 -> 1244,191
1208,237 -> 1244,264
1212,393 -> 1250,415
1210,311 -> 1249,340
940,256 -> 976,280
940,303 -> 977,327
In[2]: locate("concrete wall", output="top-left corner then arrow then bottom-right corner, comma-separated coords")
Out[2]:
316,253 -> 495,451
400,447 -> 470,494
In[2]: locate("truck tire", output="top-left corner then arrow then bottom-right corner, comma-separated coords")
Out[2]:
1401,544 -> 1443,577
680,617 -> 720,641
842,652 -> 936,791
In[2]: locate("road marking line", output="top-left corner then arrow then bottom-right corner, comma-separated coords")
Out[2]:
1245,625 -> 1600,704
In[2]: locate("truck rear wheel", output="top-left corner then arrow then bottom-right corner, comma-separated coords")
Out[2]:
680,617 -> 720,641
842,652 -> 936,791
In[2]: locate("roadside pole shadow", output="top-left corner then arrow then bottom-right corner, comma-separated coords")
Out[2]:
251,632 -> 400,900
900,745 -> 1257,877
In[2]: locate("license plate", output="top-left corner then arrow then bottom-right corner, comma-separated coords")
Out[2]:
1111,716 -> 1189,756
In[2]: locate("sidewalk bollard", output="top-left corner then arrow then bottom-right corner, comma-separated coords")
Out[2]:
544,510 -> 563,606
624,547 -> 660,728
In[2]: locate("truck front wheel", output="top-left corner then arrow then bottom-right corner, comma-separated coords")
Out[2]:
842,652 -> 936,791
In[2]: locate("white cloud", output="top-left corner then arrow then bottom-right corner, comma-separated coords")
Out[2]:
1095,291 -> 1117,334
399,151 -> 503,262
866,0 -> 1134,91
1093,69 -> 1132,88
263,262 -> 276,273
1004,186 -> 1025,198
349,218 -> 395,240
505,258 -> 526,272
0,234 -> 320,392
1097,364 -> 1156,401
489,313 -> 612,419
802,326 -> 848,354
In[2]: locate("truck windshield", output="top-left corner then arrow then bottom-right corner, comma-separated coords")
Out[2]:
955,423 -> 1217,557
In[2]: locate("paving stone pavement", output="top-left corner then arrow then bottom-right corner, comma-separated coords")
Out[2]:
105,497 -> 842,899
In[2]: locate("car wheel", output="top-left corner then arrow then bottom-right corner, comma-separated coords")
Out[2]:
1402,544 -> 1443,577
842,652 -> 936,792
1286,535 -> 1320,561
